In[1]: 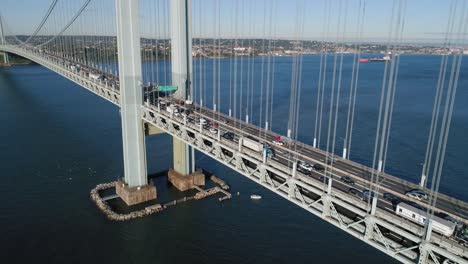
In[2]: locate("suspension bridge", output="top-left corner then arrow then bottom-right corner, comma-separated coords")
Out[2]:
0,0 -> 467,263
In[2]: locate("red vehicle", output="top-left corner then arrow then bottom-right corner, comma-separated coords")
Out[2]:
272,136 -> 284,146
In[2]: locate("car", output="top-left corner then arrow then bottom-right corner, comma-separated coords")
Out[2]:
199,118 -> 208,125
362,189 -> 375,202
272,139 -> 284,146
340,176 -> 355,185
319,176 -> 330,184
298,161 -> 313,171
297,166 -> 311,176
405,190 -> 428,201
313,163 -> 325,172
209,127 -> 218,134
405,189 -> 428,200
383,192 -> 402,204
221,118 -> 228,124
349,188 -> 364,200
405,192 -> 421,200
222,131 -> 235,140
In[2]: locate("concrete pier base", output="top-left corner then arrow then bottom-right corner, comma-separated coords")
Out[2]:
116,179 -> 157,206
168,169 -> 205,191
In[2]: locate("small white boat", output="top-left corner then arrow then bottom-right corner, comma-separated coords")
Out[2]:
250,194 -> 262,200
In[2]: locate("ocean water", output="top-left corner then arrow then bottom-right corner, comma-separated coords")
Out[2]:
0,54 -> 466,264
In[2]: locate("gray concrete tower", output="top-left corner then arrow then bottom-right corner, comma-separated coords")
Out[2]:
115,0 -> 148,187
0,16 -> 9,65
170,0 -> 194,175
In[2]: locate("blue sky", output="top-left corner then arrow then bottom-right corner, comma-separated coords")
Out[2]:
0,0 -> 464,44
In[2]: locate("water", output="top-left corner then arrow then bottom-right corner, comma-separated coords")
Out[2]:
0,55 -> 466,263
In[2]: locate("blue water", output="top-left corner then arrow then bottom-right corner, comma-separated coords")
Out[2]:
0,54 -> 466,263
188,54 -> 468,200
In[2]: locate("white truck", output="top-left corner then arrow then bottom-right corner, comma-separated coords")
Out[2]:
242,136 -> 275,158
89,72 -> 102,81
395,202 -> 456,237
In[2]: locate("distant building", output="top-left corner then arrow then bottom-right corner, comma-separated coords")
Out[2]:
233,47 -> 246,52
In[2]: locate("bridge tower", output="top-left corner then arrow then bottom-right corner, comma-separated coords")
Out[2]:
168,0 -> 200,189
0,16 -> 10,65
114,0 -> 156,205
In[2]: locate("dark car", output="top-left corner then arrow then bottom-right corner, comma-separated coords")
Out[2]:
383,192 -> 401,205
349,188 -> 364,200
313,163 -> 325,172
340,176 -> 355,185
222,131 -> 235,140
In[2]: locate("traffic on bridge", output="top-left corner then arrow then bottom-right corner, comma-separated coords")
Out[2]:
1,0 -> 467,263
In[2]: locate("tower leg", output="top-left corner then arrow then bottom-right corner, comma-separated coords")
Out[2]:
115,0 -> 156,205
170,0 -> 193,177
2,52 -> 9,65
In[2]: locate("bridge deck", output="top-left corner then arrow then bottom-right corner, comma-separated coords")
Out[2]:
2,45 -> 467,264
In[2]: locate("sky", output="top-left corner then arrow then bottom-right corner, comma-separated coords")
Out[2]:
0,0 -> 465,44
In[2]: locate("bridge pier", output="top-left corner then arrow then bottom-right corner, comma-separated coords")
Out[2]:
0,16 -> 9,66
114,0 -> 156,205
1,52 -> 9,65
